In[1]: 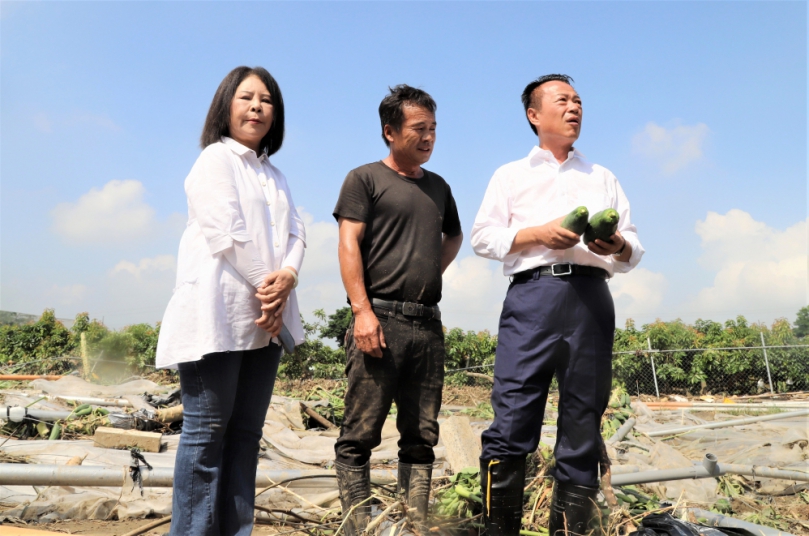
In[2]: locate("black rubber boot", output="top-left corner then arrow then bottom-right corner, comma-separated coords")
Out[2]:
336,461 -> 371,536
398,461 -> 433,523
480,457 -> 525,536
548,480 -> 600,536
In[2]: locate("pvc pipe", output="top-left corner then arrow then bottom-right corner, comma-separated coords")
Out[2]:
5,406 -> 72,423
606,418 -> 636,445
0,375 -> 62,381
646,402 -> 809,409
761,332 -> 774,394
647,337 -> 660,399
688,507 -> 796,536
644,409 -> 809,437
610,454 -> 809,486
0,464 -> 396,487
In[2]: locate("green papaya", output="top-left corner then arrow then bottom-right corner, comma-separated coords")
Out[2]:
560,206 -> 589,235
583,208 -> 620,244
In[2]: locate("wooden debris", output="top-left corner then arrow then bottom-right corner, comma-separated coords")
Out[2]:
93,426 -> 162,453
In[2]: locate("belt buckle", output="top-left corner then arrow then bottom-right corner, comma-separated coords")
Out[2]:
551,263 -> 572,277
402,302 -> 423,316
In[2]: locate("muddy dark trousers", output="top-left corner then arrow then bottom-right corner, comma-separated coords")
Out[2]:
481,270 -> 614,534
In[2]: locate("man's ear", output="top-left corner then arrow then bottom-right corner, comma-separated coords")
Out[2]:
383,124 -> 396,145
526,107 -> 542,130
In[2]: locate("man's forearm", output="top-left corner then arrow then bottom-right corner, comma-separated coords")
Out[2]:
440,232 -> 463,273
338,240 -> 372,314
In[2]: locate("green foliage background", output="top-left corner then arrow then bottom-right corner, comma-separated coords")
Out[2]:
1,306 -> 807,394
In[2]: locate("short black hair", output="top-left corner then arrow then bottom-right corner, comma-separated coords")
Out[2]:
201,66 -> 285,156
521,74 -> 575,134
378,85 -> 437,147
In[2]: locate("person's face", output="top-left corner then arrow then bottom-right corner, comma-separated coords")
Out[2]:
385,104 -> 436,165
527,81 -> 582,145
229,75 -> 273,152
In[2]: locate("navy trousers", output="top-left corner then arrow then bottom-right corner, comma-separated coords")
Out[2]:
481,272 -> 614,487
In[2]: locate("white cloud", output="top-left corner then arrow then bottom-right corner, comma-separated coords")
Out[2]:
684,210 -> 808,320
632,121 -> 709,174
50,180 -> 180,246
111,255 -> 176,279
609,268 -> 668,326
294,210 -> 346,318
441,256 -> 510,332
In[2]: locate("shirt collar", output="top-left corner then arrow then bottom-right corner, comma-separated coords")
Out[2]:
222,136 -> 268,161
527,145 -> 586,166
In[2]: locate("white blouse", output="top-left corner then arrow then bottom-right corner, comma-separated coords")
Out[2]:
156,137 -> 306,369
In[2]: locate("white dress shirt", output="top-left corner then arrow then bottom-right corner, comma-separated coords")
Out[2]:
471,146 -> 643,277
156,137 -> 306,369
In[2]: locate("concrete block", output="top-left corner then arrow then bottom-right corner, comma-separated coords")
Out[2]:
439,415 -> 481,473
93,426 -> 162,453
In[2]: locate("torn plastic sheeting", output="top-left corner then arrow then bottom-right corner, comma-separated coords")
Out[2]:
29,376 -> 171,397
0,463 -> 396,487
687,508 -> 797,536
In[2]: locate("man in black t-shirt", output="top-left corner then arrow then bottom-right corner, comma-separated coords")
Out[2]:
333,85 -> 462,533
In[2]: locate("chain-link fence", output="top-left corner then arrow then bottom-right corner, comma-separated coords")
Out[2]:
612,342 -> 809,397
445,342 -> 809,396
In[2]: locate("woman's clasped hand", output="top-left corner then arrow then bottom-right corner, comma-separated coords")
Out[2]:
254,268 -> 297,336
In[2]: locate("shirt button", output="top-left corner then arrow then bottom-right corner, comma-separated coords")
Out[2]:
271,221 -> 275,226
274,242 -> 279,247
261,181 -> 266,186
266,201 -> 271,206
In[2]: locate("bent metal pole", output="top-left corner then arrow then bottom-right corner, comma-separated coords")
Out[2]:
610,453 -> 809,487
644,408 -> 809,437
0,464 -> 396,487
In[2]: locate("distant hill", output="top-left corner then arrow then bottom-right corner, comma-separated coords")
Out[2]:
0,310 -> 74,329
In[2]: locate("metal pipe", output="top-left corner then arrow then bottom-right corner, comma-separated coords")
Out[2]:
607,418 -> 636,445
644,409 -> 809,437
646,402 -> 809,409
647,337 -> 660,399
761,332 -> 774,394
0,375 -> 63,381
0,464 -> 396,487
610,454 -> 809,486
5,406 -> 73,422
687,507 -> 796,536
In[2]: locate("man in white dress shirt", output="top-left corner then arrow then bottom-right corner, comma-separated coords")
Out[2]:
470,74 -> 644,536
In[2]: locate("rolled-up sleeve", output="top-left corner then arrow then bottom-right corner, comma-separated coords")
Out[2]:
612,178 -> 644,273
471,170 -> 519,261
185,145 -> 251,255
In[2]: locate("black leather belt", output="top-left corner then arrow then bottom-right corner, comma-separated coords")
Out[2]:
512,263 -> 609,282
371,298 -> 441,321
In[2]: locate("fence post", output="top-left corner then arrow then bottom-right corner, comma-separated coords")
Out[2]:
647,337 -> 660,399
760,332 -> 774,394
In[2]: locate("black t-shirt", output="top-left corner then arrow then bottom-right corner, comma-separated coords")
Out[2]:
333,161 -> 462,305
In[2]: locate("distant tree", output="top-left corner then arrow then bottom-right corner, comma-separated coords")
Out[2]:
794,306 -> 809,338
321,307 -> 353,347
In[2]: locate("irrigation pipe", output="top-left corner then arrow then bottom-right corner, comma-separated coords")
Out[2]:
606,417 -> 635,445
4,406 -> 72,422
686,507 -> 796,536
0,464 -> 396,487
644,409 -> 809,437
646,402 -> 809,410
610,453 -> 809,486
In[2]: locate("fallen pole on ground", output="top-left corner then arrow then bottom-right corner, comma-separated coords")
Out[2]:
606,417 -> 635,445
0,464 -> 396,487
644,409 -> 809,437
610,453 -> 809,486
0,375 -> 63,381
686,507 -> 796,536
646,401 -> 809,410
4,406 -> 72,422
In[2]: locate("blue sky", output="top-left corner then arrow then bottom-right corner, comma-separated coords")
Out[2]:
1,1 -> 806,332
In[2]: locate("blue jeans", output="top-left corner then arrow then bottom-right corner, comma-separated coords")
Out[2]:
171,343 -> 282,536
